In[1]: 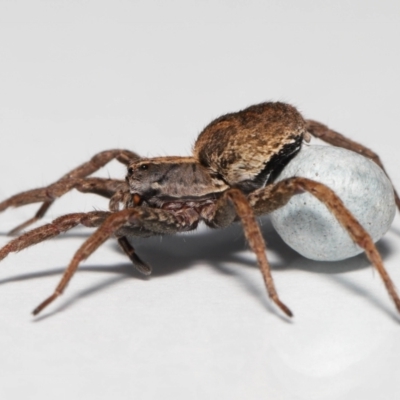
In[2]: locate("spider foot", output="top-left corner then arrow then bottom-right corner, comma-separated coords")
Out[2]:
32,292 -> 60,316
273,298 -> 293,318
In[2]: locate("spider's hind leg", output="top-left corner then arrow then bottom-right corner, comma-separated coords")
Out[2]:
249,177 -> 400,315
306,119 -> 400,210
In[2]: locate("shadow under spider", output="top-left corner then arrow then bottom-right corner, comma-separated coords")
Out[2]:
0,217 -> 397,319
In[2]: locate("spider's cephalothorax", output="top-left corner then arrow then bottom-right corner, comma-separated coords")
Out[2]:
0,101 -> 399,318
126,157 -> 228,207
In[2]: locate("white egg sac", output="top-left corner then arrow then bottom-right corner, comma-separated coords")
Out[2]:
270,145 -> 396,261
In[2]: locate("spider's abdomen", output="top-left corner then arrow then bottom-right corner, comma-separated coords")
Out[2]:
194,102 -> 307,192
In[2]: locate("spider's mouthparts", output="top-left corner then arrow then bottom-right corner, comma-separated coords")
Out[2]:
133,193 -> 142,206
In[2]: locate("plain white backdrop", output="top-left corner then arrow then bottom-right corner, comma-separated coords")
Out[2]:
1,1 -> 400,399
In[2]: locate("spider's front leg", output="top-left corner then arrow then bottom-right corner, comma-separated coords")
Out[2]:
0,211 -> 112,262
0,209 -> 152,279
0,149 -> 139,234
32,207 -> 200,315
249,177 -> 400,315
0,188 -> 152,288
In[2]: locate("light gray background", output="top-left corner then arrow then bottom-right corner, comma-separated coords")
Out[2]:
1,1 -> 400,399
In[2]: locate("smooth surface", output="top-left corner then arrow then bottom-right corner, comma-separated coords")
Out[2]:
270,146 -> 396,260
1,1 -> 400,400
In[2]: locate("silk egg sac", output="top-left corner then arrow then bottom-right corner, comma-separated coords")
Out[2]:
270,145 -> 396,261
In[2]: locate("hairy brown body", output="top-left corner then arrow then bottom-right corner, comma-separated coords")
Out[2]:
0,101 -> 399,318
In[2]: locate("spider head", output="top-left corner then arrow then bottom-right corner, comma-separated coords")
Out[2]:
126,160 -> 163,199
126,157 -> 229,204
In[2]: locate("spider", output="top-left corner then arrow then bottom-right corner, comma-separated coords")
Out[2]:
0,102 -> 399,317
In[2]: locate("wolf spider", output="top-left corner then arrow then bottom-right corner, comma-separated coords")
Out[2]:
0,102 -> 399,317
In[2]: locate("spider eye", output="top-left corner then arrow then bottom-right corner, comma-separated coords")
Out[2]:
140,164 -> 149,171
128,167 -> 134,175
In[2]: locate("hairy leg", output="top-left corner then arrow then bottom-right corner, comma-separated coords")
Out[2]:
306,119 -> 400,209
249,177 -> 400,314
4,178 -> 126,235
205,189 -> 292,317
0,149 -> 139,233
32,207 -> 200,315
117,237 -> 152,276
0,206 -> 154,277
0,211 -> 111,262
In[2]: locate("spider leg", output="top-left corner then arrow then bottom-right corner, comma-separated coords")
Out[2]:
1,203 -> 152,278
306,119 -> 400,210
5,178 -> 126,235
117,236 -> 152,276
249,177 -> 400,314
205,189 -> 293,317
0,149 -> 139,234
0,211 -> 111,262
32,207 -> 199,315
8,201 -> 53,236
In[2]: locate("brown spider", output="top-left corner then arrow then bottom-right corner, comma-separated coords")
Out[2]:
0,102 -> 399,317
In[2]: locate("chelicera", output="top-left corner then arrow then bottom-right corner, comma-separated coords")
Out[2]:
0,102 -> 399,317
